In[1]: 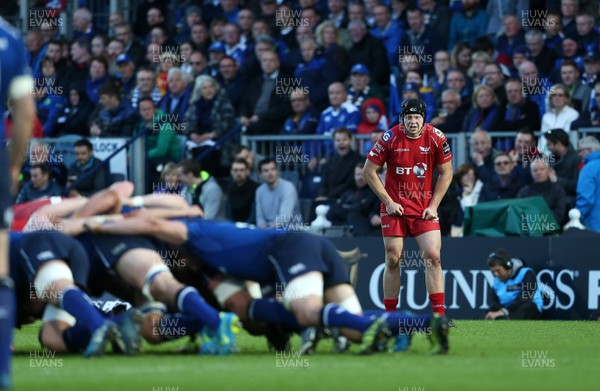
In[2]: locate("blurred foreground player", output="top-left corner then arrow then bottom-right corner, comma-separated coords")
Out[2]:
0,16 -> 36,389
363,99 -> 453,317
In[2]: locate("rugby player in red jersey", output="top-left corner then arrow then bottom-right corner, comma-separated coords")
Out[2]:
363,99 -> 453,318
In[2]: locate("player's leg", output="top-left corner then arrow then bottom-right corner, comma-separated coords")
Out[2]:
383,236 -> 404,312
115,248 -> 239,354
414,230 -> 445,316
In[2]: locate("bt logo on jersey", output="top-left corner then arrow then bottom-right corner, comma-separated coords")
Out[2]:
395,163 -> 428,178
395,167 -> 413,175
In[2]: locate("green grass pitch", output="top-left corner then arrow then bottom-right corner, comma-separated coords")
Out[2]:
12,320 -> 599,391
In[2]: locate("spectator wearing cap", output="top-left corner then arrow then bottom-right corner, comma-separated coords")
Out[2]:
525,29 -> 557,79
496,14 -> 526,60
208,41 -> 227,78
240,51 -> 292,135
357,97 -> 388,153
281,88 -> 320,135
116,53 -> 137,101
88,80 -> 139,138
543,127 -> 581,198
397,6 -> 443,71
559,60 -> 591,114
539,84 -> 579,153
550,37 -> 585,83
575,13 -> 599,54
430,89 -> 469,133
157,67 -> 193,128
517,159 -> 567,225
572,81 -> 600,128
370,4 -> 404,66
114,22 -> 146,67
86,56 -> 110,105
447,0 -> 487,50
346,64 -> 385,109
347,19 -> 390,86
575,136 -> 600,232
495,78 -> 540,132
294,38 -> 340,112
582,52 -> 600,86
544,13 -> 564,52
509,45 -> 530,77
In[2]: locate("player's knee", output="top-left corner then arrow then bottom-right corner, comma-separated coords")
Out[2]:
424,251 -> 441,267
39,323 -> 69,353
149,273 -> 182,304
385,253 -> 401,269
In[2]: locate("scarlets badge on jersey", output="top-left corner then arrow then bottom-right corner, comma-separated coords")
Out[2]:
433,128 -> 446,139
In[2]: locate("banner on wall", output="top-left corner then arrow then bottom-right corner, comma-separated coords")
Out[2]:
330,235 -> 600,320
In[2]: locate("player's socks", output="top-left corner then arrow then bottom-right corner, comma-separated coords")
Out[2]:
384,312 -> 430,335
176,287 -> 220,330
383,298 -> 398,312
157,313 -> 202,341
247,299 -> 301,330
0,278 -> 15,380
320,303 -> 372,332
429,293 -> 445,316
62,322 -> 92,353
60,287 -> 106,332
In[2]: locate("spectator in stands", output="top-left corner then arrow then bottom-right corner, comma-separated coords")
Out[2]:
237,8 -> 254,44
450,41 -> 473,75
240,51 -> 292,135
327,161 -> 380,235
357,97 -> 388,136
216,56 -> 247,114
496,14 -> 525,60
153,162 -> 183,195
190,23 -> 211,55
445,69 -> 472,109
72,8 -> 96,41
469,129 -> 497,184
544,12 -> 564,52
479,152 -> 526,202
86,56 -> 110,105
106,38 -> 126,76
447,0 -> 487,50
582,52 -> 600,86
559,60 -> 591,114
348,2 -> 367,23
3,97 -> 43,140
116,54 -> 137,101
184,74 -> 236,175
52,85 -> 94,137
135,97 -> 181,189
461,85 -> 501,133
90,35 -> 108,59
560,0 -> 578,38
455,163 -> 483,211
66,139 -> 109,197
398,6 -> 443,71
15,165 -> 63,204
44,40 -> 68,85
327,0 -> 349,29
429,50 -> 451,96
34,58 -> 65,137
418,0 -> 451,46
576,136 -> 600,232
179,41 -> 195,76
525,29 -> 557,78
178,159 -> 225,219
315,21 -> 350,80
347,19 -> 390,86
485,249 -> 543,320
173,6 -> 202,44
483,63 -> 507,105
543,128 -> 581,199
509,129 -> 541,184
517,158 -> 567,225
188,51 -> 209,79
572,81 -> 600,128
550,37 -> 585,83
346,64 -> 385,109
223,23 -> 249,67
467,51 -> 491,86
496,78 -> 541,132
575,13 -> 599,54
370,4 -> 403,66
430,89 -> 469,133
255,157 -> 301,229
282,89 -> 320,135
130,66 -> 162,109
315,128 -> 363,205
158,67 -> 193,127
519,61 -> 552,119
539,84 -> 579,154
226,158 -> 259,224
89,80 -> 138,137
114,22 -> 145,66
26,31 -> 45,75
294,38 -> 339,111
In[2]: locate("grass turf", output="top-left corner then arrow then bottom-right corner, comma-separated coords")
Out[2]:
12,320 -> 599,391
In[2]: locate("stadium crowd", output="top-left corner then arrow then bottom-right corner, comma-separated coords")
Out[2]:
4,0 -> 600,234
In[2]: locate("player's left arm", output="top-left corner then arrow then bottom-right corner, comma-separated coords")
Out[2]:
423,161 -> 453,220
8,78 -> 36,194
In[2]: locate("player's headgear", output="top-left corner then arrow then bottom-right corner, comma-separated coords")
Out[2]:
487,248 -> 513,270
400,98 -> 427,120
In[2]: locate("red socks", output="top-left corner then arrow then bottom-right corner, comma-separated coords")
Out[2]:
383,298 -> 398,312
429,293 -> 445,316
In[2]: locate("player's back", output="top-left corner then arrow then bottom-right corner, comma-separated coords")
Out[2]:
182,218 -> 280,283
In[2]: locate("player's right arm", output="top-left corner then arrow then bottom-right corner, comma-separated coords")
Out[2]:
87,216 -> 189,245
8,79 -> 35,195
363,159 -> 403,216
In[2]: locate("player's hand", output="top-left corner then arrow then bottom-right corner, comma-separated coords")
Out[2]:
190,205 -> 205,218
422,207 -> 439,220
384,200 -> 404,216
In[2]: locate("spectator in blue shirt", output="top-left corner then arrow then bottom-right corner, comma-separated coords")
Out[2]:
370,4 -> 403,67
447,0 -> 488,50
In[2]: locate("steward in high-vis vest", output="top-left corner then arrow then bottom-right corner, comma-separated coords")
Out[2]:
485,248 -> 543,320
